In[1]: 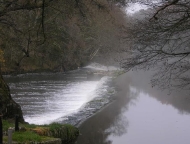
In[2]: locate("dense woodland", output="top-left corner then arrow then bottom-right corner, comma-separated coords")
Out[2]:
0,0 -> 126,74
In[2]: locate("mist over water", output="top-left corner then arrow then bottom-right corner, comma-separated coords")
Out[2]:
85,63 -> 119,71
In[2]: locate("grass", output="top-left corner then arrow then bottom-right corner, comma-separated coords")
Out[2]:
64,124 -> 78,139
2,120 -> 14,131
3,120 -> 42,130
12,131 -> 42,142
46,123 -> 63,131
2,120 -> 79,143
2,120 -> 59,143
3,131 -> 54,143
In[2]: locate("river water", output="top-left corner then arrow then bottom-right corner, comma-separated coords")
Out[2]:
77,70 -> 190,144
4,63 -> 118,125
4,64 -> 190,144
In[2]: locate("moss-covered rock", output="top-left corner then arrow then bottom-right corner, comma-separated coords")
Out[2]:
0,73 -> 24,122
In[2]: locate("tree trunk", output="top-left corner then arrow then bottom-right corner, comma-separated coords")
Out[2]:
0,115 -> 2,144
0,72 -> 24,122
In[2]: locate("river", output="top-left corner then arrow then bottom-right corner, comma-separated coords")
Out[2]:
76,70 -> 190,144
4,63 -> 118,125
4,64 -> 190,144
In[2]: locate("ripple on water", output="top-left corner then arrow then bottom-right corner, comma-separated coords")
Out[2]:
6,68 -> 116,124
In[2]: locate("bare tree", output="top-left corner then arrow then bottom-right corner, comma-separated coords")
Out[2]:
121,0 -> 190,90
0,0 -> 55,121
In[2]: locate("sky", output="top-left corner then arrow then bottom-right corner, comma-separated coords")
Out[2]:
126,2 -> 149,15
125,0 -> 162,15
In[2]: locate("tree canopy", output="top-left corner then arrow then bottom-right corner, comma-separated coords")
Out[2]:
0,0 -> 126,73
121,0 -> 190,90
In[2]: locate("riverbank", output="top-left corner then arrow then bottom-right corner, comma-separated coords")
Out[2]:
2,64 -> 123,144
2,120 -> 79,144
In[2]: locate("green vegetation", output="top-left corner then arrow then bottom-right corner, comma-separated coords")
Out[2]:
2,120 -> 79,143
113,70 -> 125,77
12,131 -> 41,142
2,120 -> 14,131
3,132 -> 55,143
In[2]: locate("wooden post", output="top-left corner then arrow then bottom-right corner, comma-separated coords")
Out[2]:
15,115 -> 19,131
8,128 -> 13,144
0,115 -> 2,144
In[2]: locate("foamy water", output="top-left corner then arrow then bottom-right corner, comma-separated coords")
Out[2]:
24,81 -> 99,124
85,62 -> 119,71
5,63 -> 118,125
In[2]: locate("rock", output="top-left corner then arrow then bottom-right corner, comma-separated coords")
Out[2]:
0,74 -> 24,122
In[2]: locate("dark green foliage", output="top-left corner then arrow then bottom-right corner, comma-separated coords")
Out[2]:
42,123 -> 79,143
12,131 -> 42,143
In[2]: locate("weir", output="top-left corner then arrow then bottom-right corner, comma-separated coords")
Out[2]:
3,63 -> 119,125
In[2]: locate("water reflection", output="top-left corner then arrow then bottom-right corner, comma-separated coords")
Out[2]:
128,70 -> 190,115
77,70 -> 190,144
77,72 -> 136,144
108,86 -> 190,144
